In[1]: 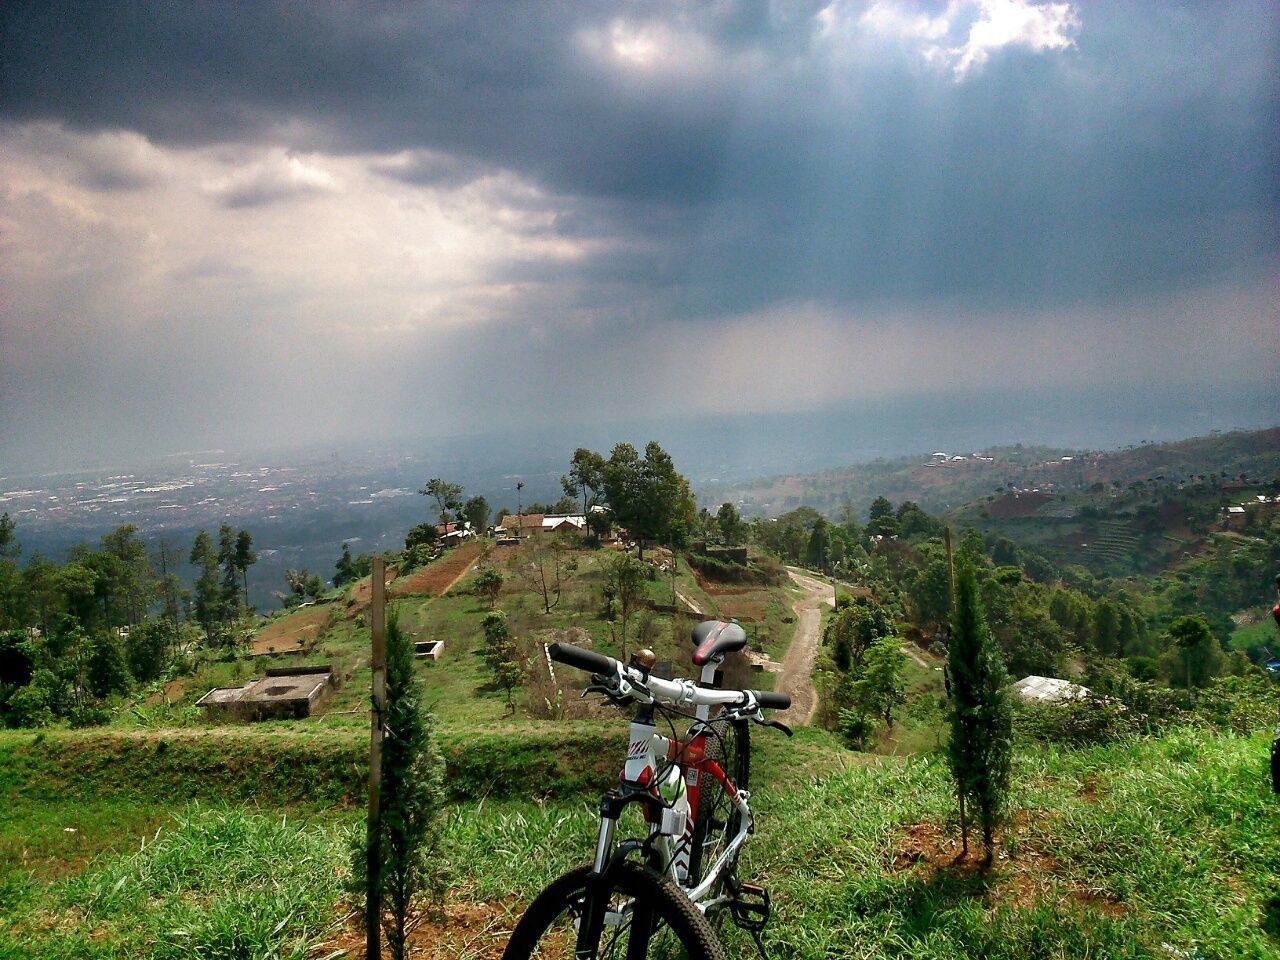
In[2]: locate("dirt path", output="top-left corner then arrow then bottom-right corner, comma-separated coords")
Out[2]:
775,568 -> 835,726
903,644 -> 934,670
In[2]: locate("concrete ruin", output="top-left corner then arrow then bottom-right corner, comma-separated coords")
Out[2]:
1013,675 -> 1092,704
414,640 -> 444,661
196,664 -> 335,722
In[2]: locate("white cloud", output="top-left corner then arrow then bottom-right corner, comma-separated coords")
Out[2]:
952,0 -> 1079,78
202,151 -> 339,208
851,0 -> 1079,79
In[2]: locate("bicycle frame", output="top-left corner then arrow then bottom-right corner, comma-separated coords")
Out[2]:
589,657 -> 751,914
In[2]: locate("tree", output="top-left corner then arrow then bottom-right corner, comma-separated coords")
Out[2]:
906,549 -> 951,636
100,524 -> 154,625
601,441 -> 695,559
480,611 -> 524,708
217,524 -> 242,617
282,569 -> 324,607
716,502 -> 746,546
126,618 -> 171,683
353,612 -> 447,960
1168,614 -> 1220,689
234,530 -> 256,607
947,561 -> 1013,866
603,552 -> 648,660
335,543 -> 358,588
823,597 -> 894,673
404,523 -> 439,552
463,495 -> 490,533
190,531 -> 222,643
473,566 -> 504,609
0,514 -> 19,631
1092,599 -> 1122,656
806,519 -> 830,571
867,497 -> 899,537
563,448 -> 606,517
86,631 -> 131,700
851,635 -> 908,728
523,536 -> 571,614
420,479 -> 464,529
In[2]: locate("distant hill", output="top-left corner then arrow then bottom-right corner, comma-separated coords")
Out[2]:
703,427 -> 1280,522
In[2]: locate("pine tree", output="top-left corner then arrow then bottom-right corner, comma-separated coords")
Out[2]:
947,560 -> 1013,865
353,612 -> 448,960
189,531 -> 222,644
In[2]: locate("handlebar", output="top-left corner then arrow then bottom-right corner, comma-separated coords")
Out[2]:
546,642 -> 616,676
547,641 -> 791,715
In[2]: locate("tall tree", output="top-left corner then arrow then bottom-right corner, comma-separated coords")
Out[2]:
189,530 -> 222,643
602,441 -> 694,559
234,529 -> 256,607
1168,614 -> 1221,689
806,518 -> 830,571
217,524 -> 241,616
562,448 -> 606,517
100,524 -> 154,625
947,560 -> 1013,866
0,514 -> 18,630
420,479 -> 464,530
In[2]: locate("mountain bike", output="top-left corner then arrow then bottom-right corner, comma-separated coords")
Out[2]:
502,620 -> 792,960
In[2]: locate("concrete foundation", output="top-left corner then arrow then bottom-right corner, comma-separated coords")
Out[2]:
196,665 -> 335,722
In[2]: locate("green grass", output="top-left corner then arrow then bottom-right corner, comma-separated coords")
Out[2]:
1230,618 -> 1277,653
2,725 -> 1278,957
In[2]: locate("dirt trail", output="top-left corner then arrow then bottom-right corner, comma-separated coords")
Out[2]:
775,568 -> 835,726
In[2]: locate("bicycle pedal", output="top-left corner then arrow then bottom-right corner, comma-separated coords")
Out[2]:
729,883 -> 770,933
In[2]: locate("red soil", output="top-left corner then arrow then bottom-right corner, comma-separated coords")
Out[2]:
250,607 -> 330,656
391,541 -> 484,598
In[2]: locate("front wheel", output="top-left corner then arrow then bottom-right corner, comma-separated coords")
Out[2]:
502,861 -> 726,960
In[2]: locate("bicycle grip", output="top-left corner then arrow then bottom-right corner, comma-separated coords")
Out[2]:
753,690 -> 791,710
547,642 -> 617,676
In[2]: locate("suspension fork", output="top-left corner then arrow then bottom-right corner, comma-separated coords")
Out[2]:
576,701 -> 661,959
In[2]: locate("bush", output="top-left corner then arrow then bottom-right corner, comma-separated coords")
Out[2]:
838,708 -> 877,750
1015,698 -> 1141,746
686,552 -> 786,586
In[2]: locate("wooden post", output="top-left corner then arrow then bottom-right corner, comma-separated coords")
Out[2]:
366,557 -> 387,960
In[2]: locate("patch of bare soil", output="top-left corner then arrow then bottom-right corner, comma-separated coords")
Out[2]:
391,542 -> 484,598
891,813 -> 1127,915
143,678 -> 186,706
327,901 -> 517,959
250,607 -> 330,656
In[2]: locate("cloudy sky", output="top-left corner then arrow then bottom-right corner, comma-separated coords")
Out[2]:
1,0 -> 1276,470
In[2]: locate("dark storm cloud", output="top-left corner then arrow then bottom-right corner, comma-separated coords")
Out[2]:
3,0 -> 1275,316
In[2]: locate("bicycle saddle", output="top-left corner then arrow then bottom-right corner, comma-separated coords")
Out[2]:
690,619 -> 747,666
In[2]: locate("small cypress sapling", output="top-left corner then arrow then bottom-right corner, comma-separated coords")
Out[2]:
351,611 -> 448,960
947,560 -> 1013,866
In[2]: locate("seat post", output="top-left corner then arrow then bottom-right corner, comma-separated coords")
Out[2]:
695,658 -> 721,721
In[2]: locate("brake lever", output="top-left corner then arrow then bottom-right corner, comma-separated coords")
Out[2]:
581,682 -> 634,708
757,718 -> 793,737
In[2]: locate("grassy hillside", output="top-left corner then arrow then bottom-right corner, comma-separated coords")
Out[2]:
114,536 -> 799,738
2,726 -> 1276,958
